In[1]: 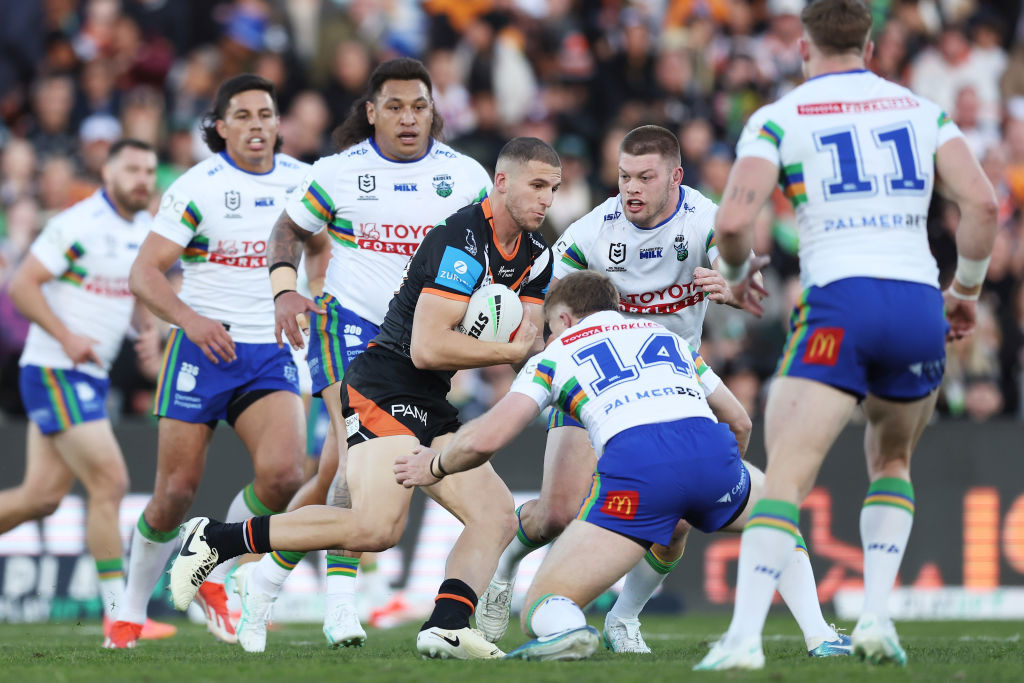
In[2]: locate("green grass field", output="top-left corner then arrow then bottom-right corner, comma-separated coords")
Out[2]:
3,615 -> 1021,682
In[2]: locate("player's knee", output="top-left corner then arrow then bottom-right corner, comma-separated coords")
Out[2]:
157,475 -> 200,518
357,523 -> 403,552
534,503 -> 575,541
86,465 -> 128,503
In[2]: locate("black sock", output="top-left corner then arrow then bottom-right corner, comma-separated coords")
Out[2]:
203,515 -> 272,560
421,578 -> 477,631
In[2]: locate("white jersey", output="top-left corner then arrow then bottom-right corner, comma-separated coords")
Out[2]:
19,190 -> 150,378
285,138 -> 492,325
552,189 -> 720,348
737,69 -> 963,289
511,310 -> 721,455
152,152 -> 309,343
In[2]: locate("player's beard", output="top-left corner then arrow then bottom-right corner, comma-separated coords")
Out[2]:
632,184 -> 674,228
111,181 -> 151,213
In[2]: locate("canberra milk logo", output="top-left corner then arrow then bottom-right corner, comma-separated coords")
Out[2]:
176,362 -> 199,392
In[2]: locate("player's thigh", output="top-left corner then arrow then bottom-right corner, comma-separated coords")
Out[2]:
525,520 -> 645,609
23,422 -> 75,503
538,425 -> 597,517
345,435 -> 418,535
763,376 -> 857,500
423,432 -> 515,528
51,419 -> 128,496
862,390 -> 938,477
234,389 -> 306,473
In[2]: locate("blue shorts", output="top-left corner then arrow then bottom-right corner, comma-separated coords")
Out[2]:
153,328 -> 300,425
576,417 -> 749,546
305,396 -> 330,458
307,294 -> 380,397
19,365 -> 110,435
776,278 -> 947,400
546,407 -> 583,430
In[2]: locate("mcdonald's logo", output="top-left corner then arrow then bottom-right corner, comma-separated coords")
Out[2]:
601,490 -> 639,520
802,327 -> 844,366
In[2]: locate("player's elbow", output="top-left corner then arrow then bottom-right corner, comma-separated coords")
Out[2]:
410,341 -> 441,370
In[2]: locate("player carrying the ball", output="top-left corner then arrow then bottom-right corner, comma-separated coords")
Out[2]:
167,136 -> 559,661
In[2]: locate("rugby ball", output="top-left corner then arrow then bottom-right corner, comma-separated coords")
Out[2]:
457,283 -> 523,343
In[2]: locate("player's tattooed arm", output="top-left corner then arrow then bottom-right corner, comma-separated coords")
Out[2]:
269,212 -> 323,349
268,212 -> 310,268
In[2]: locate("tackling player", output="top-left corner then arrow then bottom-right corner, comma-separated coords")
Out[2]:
106,75 -> 316,649
1,139 -> 175,645
393,270 -> 829,662
483,125 -> 842,658
232,57 -> 492,652
167,136 -> 560,661
697,0 -> 998,670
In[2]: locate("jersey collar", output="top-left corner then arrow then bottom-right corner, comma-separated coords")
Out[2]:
219,150 -> 276,176
626,187 -> 685,231
806,68 -> 870,82
368,136 -> 434,163
99,188 -> 131,222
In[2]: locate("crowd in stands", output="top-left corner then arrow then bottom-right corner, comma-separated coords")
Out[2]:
1,0 -> 1022,423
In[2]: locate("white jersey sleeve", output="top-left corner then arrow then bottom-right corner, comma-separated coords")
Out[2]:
30,212 -> 82,276
283,138 -> 493,326
509,352 -> 555,410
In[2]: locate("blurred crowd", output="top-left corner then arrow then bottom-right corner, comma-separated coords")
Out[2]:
1,0 -> 1023,424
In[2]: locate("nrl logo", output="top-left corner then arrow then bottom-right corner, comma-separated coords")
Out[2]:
224,190 -> 241,211
608,242 -> 626,264
674,234 -> 688,261
432,173 -> 453,198
358,173 -> 376,193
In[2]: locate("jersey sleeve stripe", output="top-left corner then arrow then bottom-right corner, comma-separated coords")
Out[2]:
421,287 -> 471,302
689,348 -> 710,377
301,181 -> 334,222
532,360 -> 556,390
180,202 -> 202,231
937,111 -> 952,127
758,121 -> 784,147
520,295 -> 544,305
781,163 -> 808,207
704,231 -> 716,252
560,243 -> 587,270
327,217 -> 357,248
182,235 -> 210,263
557,377 -> 590,422
474,186 -> 488,202
64,241 -> 85,262
59,264 -> 87,286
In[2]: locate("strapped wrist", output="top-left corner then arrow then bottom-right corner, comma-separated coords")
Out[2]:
270,262 -> 298,297
718,257 -> 751,287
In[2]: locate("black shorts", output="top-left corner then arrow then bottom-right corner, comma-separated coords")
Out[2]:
341,345 -> 461,448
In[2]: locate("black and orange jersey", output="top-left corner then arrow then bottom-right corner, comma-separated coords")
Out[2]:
373,197 -> 552,372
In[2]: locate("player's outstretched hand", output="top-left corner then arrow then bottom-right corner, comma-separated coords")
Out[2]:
943,292 -> 977,341
61,331 -> 103,367
182,312 -> 236,364
728,255 -> 771,318
508,317 -> 539,362
274,291 -> 324,350
394,445 -> 440,488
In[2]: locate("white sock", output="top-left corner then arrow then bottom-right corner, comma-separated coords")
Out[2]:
608,549 -> 677,620
724,500 -> 799,645
208,483 -> 274,584
776,538 -> 835,645
527,594 -> 586,637
250,551 -> 302,596
325,555 -> 359,611
860,478 -> 915,620
493,504 -> 547,583
96,558 -> 125,620
117,515 -> 179,625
